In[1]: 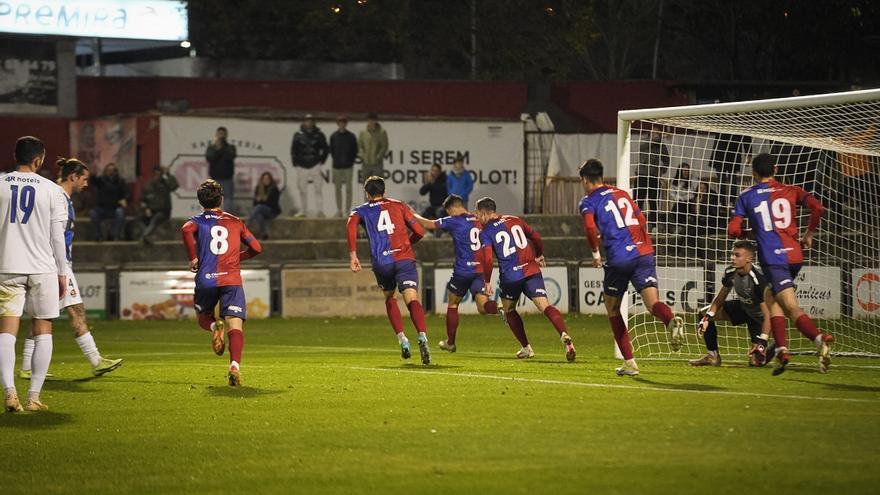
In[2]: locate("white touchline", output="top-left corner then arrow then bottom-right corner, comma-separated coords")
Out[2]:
349,367 -> 880,404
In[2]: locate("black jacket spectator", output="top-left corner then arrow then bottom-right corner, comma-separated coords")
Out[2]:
419,171 -> 448,208
254,182 -> 281,216
93,173 -> 129,209
205,141 -> 237,180
330,129 -> 358,169
291,125 -> 329,169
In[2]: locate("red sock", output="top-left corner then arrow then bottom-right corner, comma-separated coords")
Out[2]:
228,328 -> 243,365
609,315 -> 633,360
506,310 -> 530,347
407,300 -> 427,333
445,306 -> 459,344
771,316 -> 788,348
543,306 -> 567,336
197,313 -> 214,332
483,300 -> 499,314
385,298 -> 404,334
795,314 -> 821,341
651,302 -> 674,326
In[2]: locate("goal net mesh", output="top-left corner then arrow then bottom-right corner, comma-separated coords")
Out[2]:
622,92 -> 880,359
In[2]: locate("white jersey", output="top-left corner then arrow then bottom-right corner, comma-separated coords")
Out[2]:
0,171 -> 68,274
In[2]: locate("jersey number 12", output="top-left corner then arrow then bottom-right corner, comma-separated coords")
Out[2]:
604,197 -> 639,229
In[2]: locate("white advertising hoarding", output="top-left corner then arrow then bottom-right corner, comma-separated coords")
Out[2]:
73,272 -> 106,319
0,1 -> 188,40
119,270 -> 270,320
714,264 -> 840,319
578,266 -> 605,314
433,266 -> 568,315
160,116 -> 524,218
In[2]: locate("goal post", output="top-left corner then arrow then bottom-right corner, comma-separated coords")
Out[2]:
617,88 -> 880,359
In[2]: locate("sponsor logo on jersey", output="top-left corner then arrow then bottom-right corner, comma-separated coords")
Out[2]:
645,276 -> 657,283
773,247 -> 794,254
402,280 -> 417,287
780,279 -> 792,286
512,263 -> 529,272
228,305 -> 243,313
204,271 -> 229,280
381,248 -> 402,256
536,288 -> 546,295
625,244 -> 636,252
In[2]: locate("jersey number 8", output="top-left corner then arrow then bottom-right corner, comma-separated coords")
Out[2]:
210,225 -> 229,255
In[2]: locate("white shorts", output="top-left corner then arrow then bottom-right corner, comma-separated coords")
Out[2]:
61,265 -> 83,309
0,272 -> 60,319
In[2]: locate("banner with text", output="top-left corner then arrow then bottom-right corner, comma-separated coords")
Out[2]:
282,267 -> 421,317
72,272 -> 106,319
578,267 -> 605,314
433,266 -> 568,314
714,265 -> 840,319
852,269 -> 880,318
119,270 -> 270,320
0,39 -> 57,114
160,116 -> 524,218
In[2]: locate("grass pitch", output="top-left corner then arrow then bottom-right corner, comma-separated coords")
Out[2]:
2,314 -> 879,495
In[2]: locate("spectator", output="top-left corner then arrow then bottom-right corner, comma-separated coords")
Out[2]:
330,115 -> 358,217
248,171 -> 281,240
205,126 -> 237,213
710,133 -> 751,204
446,157 -> 474,207
667,163 -> 697,235
139,165 -> 179,245
291,114 -> 329,218
89,163 -> 128,241
358,112 -> 389,182
635,130 -> 670,223
419,163 -> 447,219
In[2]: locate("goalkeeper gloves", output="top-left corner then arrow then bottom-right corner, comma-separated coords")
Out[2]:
697,310 -> 715,337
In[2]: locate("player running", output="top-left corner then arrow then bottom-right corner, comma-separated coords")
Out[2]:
578,159 -> 684,376
347,176 -> 432,365
19,158 -> 123,379
728,152 -> 833,375
412,194 -> 500,353
690,241 -> 773,368
0,136 -> 69,411
181,180 -> 262,386
474,197 -> 576,361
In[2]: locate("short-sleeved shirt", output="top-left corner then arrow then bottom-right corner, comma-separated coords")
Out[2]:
434,213 -> 484,276
0,171 -> 68,274
351,198 -> 419,266
733,179 -> 814,266
479,215 -> 541,284
579,185 -> 654,266
721,265 -> 767,323
182,211 -> 256,288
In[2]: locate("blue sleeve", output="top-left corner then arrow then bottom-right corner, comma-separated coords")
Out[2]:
435,216 -> 451,232
579,196 -> 592,216
733,193 -> 746,218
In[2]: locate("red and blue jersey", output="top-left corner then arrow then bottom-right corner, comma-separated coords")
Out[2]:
729,179 -> 824,266
579,185 -> 653,266
434,213 -> 485,276
480,215 -> 543,283
347,198 -> 424,266
181,210 -> 262,288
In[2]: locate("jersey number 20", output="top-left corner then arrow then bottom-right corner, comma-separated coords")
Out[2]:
8,185 -> 35,224
495,225 -> 527,257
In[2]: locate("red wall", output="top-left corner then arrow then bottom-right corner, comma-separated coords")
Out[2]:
552,81 -> 688,133
0,117 -> 70,173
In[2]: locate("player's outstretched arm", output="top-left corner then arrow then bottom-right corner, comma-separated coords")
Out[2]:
404,207 -> 426,244
411,211 -> 437,231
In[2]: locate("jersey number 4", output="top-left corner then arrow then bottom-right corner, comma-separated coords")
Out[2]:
495,225 -> 527,257
377,209 -> 396,235
753,199 -> 792,231
8,185 -> 36,224
604,197 -> 639,228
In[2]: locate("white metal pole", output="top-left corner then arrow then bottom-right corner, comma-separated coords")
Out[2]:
613,117 -> 633,360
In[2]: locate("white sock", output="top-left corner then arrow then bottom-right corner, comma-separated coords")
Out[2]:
230,360 -> 240,370
210,321 -> 217,332
0,333 -> 16,390
814,335 -> 824,347
759,333 -> 769,342
28,334 -> 53,396
418,331 -> 427,342
21,337 -> 34,372
708,350 -> 719,357
396,332 -> 408,344
75,332 -> 102,367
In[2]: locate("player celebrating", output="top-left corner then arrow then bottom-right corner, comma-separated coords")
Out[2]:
412,194 -> 499,352
474,197 -> 576,361
690,241 -> 772,367
181,180 -> 262,386
347,176 -> 432,365
578,159 -> 684,376
728,152 -> 833,375
20,159 -> 123,379
0,136 -> 69,411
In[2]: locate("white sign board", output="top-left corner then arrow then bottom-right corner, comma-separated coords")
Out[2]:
75,272 -> 106,318
160,116 -> 524,218
852,269 -> 879,319
433,266 -> 568,314
0,1 -> 188,40
630,266 -> 705,315
714,265 -> 840,319
578,267 -> 605,314
119,270 -> 270,320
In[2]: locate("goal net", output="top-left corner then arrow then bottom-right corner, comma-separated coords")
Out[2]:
617,89 -> 880,359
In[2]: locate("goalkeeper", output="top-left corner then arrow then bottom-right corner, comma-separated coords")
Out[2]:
690,240 -> 772,367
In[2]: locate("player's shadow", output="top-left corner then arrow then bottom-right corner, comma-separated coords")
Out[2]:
42,378 -> 104,393
632,377 -> 727,392
206,386 -> 284,398
0,411 -> 74,429
786,379 -> 880,393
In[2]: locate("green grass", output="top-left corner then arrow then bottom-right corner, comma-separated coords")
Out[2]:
2,314 -> 879,495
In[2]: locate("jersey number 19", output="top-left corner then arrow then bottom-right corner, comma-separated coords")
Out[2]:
8,185 -> 35,224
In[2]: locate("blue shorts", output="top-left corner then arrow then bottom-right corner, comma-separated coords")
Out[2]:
604,254 -> 658,297
500,274 -> 547,301
194,285 -> 247,320
764,264 -> 800,295
447,273 -> 488,298
373,260 -> 419,293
